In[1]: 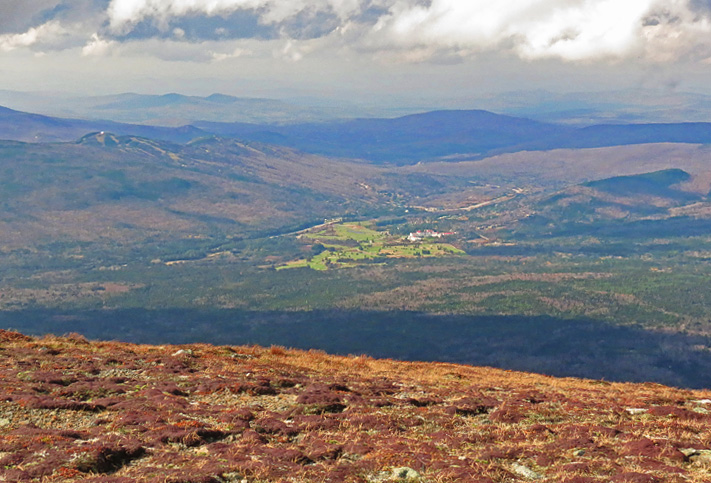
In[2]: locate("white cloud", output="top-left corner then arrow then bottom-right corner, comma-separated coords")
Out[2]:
82,34 -> 118,57
210,46 -> 250,61
0,20 -> 67,52
100,0 -> 711,63
369,0 -> 711,62
278,39 -> 304,62
111,36 -> 270,62
514,0 -> 653,60
106,0 -> 366,33
3,0 -> 711,66
640,2 -> 711,62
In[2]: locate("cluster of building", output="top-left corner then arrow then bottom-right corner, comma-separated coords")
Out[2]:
406,229 -> 455,242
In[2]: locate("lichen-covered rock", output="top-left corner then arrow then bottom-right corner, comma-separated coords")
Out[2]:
391,466 -> 421,480
510,462 -> 543,480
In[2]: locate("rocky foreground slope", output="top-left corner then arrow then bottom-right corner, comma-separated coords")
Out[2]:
1,330 -> 711,483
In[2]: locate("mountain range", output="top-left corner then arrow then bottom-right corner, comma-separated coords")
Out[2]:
0,131 -> 409,251
2,103 -> 711,164
5,88 -> 711,126
2,100 -> 711,254
0,90 -> 411,126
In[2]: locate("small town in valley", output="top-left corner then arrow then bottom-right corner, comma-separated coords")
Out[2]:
406,229 -> 456,242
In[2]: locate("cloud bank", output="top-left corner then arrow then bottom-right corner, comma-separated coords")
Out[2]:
3,0 -> 711,64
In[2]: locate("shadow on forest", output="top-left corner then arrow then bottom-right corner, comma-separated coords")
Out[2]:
2,308 -> 710,389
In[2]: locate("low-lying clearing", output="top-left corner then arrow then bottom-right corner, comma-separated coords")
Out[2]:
277,222 -> 464,270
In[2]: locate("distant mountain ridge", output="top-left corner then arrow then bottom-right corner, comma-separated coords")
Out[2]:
196,114 -> 711,163
0,90 -> 364,125
0,105 -> 206,144
194,110 -> 569,164
91,92 -> 289,113
520,123 -> 711,152
2,104 -> 711,164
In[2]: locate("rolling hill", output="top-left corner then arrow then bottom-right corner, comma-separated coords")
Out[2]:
2,126 -> 711,254
514,168 -> 711,239
407,143 -> 711,190
194,110 -> 571,164
517,122 -> 711,152
0,133 -> 402,250
0,105 -> 206,144
583,168 -> 695,198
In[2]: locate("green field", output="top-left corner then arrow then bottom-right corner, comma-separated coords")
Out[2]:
277,222 -> 464,270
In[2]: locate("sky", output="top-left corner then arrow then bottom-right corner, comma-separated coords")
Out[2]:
2,0 -> 711,103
